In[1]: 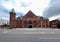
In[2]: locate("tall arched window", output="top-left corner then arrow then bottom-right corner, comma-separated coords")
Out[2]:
24,21 -> 27,27
33,21 -> 37,27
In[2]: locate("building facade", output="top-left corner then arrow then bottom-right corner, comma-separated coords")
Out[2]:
10,9 -> 58,28
49,20 -> 58,28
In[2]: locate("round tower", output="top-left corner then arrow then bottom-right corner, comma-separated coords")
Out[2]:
10,8 -> 16,28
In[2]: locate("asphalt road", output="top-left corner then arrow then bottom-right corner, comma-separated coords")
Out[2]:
0,34 -> 60,42
0,29 -> 60,42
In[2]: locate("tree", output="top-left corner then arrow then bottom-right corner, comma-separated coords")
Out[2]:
57,22 -> 60,28
4,24 -> 9,27
2,24 -> 9,29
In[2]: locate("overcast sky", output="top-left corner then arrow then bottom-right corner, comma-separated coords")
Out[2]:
0,0 -> 60,21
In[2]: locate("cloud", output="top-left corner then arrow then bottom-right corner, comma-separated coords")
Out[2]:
20,0 -> 32,7
0,6 -> 9,20
0,0 -> 50,14
49,15 -> 60,21
0,0 -> 50,20
43,0 -> 60,20
0,6 -> 24,20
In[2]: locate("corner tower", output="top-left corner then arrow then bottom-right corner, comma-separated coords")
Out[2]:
10,8 -> 16,28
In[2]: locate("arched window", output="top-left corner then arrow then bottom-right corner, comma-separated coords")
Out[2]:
23,21 -> 27,27
33,21 -> 37,27
33,21 -> 37,24
28,21 -> 32,24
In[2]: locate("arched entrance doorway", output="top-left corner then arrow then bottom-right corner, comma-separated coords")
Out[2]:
28,25 -> 32,28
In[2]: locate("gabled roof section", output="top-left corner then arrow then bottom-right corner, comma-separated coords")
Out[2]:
25,10 -> 36,17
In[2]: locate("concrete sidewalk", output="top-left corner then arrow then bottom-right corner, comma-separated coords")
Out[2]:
0,28 -> 60,34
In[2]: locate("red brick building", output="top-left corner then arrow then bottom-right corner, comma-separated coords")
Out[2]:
10,9 -> 58,28
49,20 -> 58,28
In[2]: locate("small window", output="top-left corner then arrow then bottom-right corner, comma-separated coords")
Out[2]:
43,25 -> 45,27
20,25 -> 22,28
33,21 -> 37,24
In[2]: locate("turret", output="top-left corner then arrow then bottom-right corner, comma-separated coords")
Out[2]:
10,8 -> 16,28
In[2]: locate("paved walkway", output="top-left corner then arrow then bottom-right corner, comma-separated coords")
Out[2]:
0,28 -> 60,34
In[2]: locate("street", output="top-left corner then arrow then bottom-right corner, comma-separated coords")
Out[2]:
0,28 -> 60,42
0,34 -> 60,42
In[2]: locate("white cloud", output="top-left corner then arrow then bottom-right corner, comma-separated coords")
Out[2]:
1,0 -> 50,16
1,0 -> 60,21
0,10 -> 9,20
49,15 -> 60,21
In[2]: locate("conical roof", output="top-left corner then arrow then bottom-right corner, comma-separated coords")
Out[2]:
10,8 -> 15,13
